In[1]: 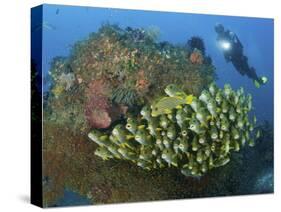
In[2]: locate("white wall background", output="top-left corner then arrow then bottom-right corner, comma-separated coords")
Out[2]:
0,0 -> 280,211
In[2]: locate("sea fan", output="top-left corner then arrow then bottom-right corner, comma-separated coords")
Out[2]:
111,87 -> 140,107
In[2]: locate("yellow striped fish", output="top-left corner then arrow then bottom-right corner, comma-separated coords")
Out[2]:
151,95 -> 194,117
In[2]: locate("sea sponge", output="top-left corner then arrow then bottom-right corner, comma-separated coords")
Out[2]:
85,95 -> 112,129
88,83 -> 259,177
187,36 -> 206,56
189,48 -> 204,65
84,79 -> 111,128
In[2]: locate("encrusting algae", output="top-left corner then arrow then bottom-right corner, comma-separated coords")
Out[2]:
88,83 -> 260,177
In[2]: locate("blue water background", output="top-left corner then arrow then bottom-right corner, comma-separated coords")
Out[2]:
39,4 -> 273,125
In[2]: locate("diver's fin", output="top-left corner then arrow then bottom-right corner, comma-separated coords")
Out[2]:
254,76 -> 268,88
254,80 -> 261,88
261,76 -> 268,84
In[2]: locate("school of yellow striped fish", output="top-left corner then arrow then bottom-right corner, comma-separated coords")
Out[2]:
88,82 -> 260,177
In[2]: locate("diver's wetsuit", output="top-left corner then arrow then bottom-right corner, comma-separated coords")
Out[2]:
215,24 -> 262,84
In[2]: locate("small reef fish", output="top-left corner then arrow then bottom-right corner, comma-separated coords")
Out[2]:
167,124 -> 177,140
189,118 -> 205,134
95,147 -> 113,160
210,126 -> 218,140
196,149 -> 204,164
248,139 -> 255,147
215,90 -> 223,105
256,130 -> 261,139
112,124 -> 127,143
213,157 -> 230,167
207,99 -> 218,118
236,115 -> 244,129
159,115 -> 169,129
151,95 -> 194,117
139,146 -> 154,161
221,100 -> 229,113
198,135 -> 206,144
231,127 -> 240,140
199,90 -> 212,105
140,105 -> 152,121
88,130 -> 110,147
191,136 -> 199,151
246,94 -> 253,111
126,117 -> 138,134
164,84 -> 187,97
221,117 -> 230,131
178,138 -> 189,153
147,117 -> 161,136
137,160 -> 152,170
118,148 -> 137,160
190,98 -> 201,113
175,109 -> 187,127
223,84 -> 233,99
208,82 -> 218,96
107,144 -> 122,158
161,149 -> 178,167
135,128 -> 152,145
228,107 -> 236,121
196,107 -> 210,127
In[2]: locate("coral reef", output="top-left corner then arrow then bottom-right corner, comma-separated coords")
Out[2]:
42,24 -> 271,207
45,24 -> 216,132
89,83 -> 259,177
68,23 -> 215,100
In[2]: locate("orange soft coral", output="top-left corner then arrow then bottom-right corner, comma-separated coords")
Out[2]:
135,70 -> 150,92
189,49 -> 204,65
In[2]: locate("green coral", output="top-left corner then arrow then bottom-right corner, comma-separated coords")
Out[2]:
89,83 -> 259,177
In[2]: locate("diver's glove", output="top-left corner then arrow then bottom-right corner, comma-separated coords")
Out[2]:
254,76 -> 268,88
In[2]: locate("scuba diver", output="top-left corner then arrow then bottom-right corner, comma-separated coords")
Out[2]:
214,23 -> 268,88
